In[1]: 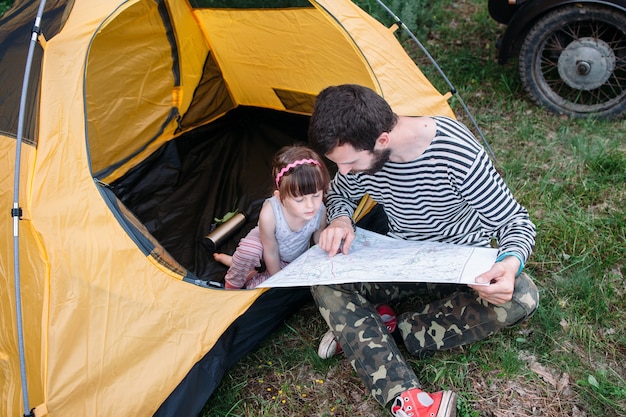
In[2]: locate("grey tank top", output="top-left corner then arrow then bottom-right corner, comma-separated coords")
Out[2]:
269,195 -> 324,263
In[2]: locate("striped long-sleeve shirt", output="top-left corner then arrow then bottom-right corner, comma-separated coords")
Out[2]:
326,116 -> 536,263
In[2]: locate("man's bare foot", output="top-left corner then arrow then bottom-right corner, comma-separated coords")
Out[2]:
213,253 -> 232,267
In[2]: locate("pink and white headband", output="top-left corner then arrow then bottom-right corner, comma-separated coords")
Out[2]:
275,158 -> 320,188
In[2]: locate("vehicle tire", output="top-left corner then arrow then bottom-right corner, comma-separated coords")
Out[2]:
518,5 -> 626,119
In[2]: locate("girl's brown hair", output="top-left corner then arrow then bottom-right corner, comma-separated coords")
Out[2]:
272,145 -> 330,200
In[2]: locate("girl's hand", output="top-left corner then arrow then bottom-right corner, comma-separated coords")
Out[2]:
318,217 -> 354,257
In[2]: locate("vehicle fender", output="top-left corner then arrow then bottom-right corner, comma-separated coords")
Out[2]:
496,0 -> 626,63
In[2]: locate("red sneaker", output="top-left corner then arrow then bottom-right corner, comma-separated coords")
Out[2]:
317,304 -> 397,359
391,388 -> 457,417
377,303 -> 397,333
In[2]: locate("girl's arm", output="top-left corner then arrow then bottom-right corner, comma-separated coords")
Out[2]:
258,200 -> 282,276
312,206 -> 327,245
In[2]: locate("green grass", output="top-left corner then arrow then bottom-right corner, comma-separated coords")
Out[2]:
202,0 -> 626,416
0,1 -> 10,16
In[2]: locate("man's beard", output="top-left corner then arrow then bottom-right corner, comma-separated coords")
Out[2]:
362,148 -> 391,175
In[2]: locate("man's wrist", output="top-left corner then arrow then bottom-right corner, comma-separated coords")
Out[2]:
496,252 -> 524,276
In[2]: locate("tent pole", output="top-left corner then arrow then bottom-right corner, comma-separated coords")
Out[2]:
12,1 -> 48,416
373,0 -> 498,164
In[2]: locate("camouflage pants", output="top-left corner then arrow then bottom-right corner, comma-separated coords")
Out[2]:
311,272 -> 538,406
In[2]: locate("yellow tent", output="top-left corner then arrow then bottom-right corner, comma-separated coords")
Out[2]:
0,1 -> 454,416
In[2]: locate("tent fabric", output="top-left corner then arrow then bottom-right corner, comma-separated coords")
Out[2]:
0,1 -> 455,416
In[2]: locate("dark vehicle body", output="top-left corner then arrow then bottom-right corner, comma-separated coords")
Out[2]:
488,0 -> 626,118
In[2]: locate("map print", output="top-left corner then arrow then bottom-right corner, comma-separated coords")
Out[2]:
257,227 -> 498,288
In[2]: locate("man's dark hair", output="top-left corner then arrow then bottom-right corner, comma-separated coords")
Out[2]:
308,84 -> 398,155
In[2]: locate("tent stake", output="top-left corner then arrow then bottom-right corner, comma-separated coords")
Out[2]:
372,0 -> 498,164
12,1 -> 48,416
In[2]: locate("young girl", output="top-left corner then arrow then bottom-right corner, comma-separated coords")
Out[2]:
214,145 -> 330,289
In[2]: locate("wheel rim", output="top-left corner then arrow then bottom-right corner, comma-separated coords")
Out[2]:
534,14 -> 626,114
557,37 -> 614,90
